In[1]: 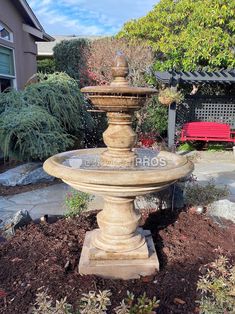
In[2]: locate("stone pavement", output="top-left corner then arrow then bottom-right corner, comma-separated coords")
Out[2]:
0,184 -> 103,222
193,159 -> 235,201
0,151 -> 235,222
191,154 -> 235,223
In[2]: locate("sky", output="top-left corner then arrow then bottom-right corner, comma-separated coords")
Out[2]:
28,0 -> 157,36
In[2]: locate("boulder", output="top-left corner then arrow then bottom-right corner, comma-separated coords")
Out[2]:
135,182 -> 185,211
0,163 -> 54,186
20,166 -> 54,185
2,210 -> 32,238
208,199 -> 235,224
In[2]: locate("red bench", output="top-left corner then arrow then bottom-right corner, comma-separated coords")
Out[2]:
180,122 -> 235,143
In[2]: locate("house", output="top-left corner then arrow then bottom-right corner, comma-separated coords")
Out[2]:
37,35 -> 101,58
0,0 -> 53,91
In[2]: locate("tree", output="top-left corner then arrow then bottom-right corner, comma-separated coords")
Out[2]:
118,0 -> 235,71
37,58 -> 56,74
86,37 -> 154,86
53,39 -> 90,87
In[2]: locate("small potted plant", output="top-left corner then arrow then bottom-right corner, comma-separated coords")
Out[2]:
158,87 -> 184,106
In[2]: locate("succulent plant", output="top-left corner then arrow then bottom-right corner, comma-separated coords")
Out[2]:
158,87 -> 184,105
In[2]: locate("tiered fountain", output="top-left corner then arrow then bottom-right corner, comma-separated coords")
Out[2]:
44,53 -> 193,279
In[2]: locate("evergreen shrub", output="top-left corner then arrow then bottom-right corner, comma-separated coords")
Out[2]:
0,73 -> 93,161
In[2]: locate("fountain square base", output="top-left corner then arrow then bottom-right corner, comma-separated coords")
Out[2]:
79,229 -> 159,280
89,228 -> 149,260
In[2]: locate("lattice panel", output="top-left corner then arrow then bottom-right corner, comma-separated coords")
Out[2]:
177,96 -> 235,129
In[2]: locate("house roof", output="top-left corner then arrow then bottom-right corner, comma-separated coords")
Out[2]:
13,0 -> 54,42
155,70 -> 235,85
37,35 -> 102,56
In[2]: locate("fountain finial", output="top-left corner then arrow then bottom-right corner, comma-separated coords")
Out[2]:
110,51 -> 129,87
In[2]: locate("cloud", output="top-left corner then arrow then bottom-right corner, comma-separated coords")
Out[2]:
27,0 -> 157,35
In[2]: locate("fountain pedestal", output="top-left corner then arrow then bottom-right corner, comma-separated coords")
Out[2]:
101,112 -> 137,167
90,196 -> 148,258
79,195 -> 159,279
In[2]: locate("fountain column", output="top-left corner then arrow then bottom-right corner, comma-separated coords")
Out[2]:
101,112 -> 137,167
90,196 -> 148,259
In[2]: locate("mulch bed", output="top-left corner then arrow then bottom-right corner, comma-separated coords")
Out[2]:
0,209 -> 234,314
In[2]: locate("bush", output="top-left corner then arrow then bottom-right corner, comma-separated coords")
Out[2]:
206,143 -> 225,152
177,142 -> 195,152
53,39 -> 90,87
64,190 -> 93,218
139,96 -> 168,135
33,289 -> 159,314
0,105 -> 73,161
0,73 -> 94,161
87,37 -> 154,86
24,73 -> 93,136
184,178 -> 229,207
197,255 -> 235,313
37,58 -> 56,74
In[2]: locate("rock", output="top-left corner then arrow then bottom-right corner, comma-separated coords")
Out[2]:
20,166 -> 54,185
174,298 -> 186,305
3,210 -> 32,238
135,182 -> 185,211
0,163 -> 54,186
208,199 -> 235,223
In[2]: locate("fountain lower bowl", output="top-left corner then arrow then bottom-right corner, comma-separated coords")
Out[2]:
43,148 -> 193,197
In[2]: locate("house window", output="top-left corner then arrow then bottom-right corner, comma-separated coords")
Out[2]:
0,45 -> 15,91
0,23 -> 13,42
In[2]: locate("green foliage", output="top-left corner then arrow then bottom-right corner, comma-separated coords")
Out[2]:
24,73 -> 93,136
0,105 -> 73,161
53,39 -> 90,87
177,142 -> 195,152
141,97 -> 168,134
184,179 -> 229,207
64,190 -> 93,218
118,0 -> 235,71
0,88 -> 22,114
206,143 -> 225,152
32,289 -> 159,314
0,73 -> 93,161
197,255 -> 235,314
114,291 -> 159,314
32,289 -> 72,314
79,290 -> 112,313
37,58 -> 56,74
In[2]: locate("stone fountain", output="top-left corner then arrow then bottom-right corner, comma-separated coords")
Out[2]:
43,53 -> 193,280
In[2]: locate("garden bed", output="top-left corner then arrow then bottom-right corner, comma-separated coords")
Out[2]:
0,209 -> 234,313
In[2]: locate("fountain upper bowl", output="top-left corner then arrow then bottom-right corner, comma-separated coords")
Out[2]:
81,86 -> 157,112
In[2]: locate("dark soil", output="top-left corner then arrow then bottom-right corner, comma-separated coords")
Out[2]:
0,161 -> 60,196
0,209 -> 234,314
0,180 -> 60,197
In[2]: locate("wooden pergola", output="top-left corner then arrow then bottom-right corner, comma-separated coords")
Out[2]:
155,70 -> 235,148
